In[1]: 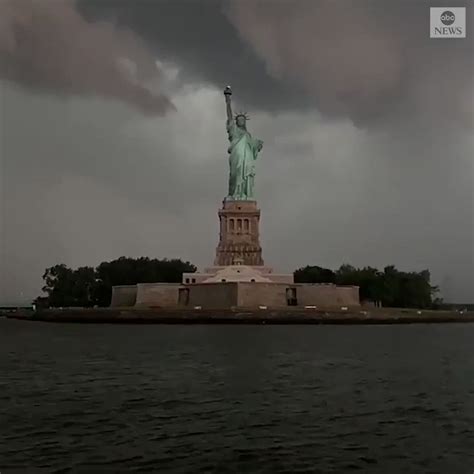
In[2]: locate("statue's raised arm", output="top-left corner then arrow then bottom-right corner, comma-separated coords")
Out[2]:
224,85 -> 233,123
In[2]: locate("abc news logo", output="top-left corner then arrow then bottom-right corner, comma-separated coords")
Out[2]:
430,7 -> 466,38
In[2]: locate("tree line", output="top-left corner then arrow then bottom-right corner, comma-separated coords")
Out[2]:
37,257 -> 440,309
37,257 -> 196,308
294,264 -> 441,309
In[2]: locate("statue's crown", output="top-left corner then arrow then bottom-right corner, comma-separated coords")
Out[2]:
234,111 -> 249,121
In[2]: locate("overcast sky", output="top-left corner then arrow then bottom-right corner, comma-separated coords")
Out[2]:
0,0 -> 472,304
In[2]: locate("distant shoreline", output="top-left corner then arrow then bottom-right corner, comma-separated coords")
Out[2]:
6,308 -> 474,325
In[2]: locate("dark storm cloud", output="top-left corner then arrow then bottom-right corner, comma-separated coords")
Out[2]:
5,0 -> 469,126
0,0 -> 174,115
226,0 -> 473,126
79,0 -> 473,127
76,0 -> 309,113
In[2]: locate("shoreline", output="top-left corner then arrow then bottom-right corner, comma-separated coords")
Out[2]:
5,308 -> 474,325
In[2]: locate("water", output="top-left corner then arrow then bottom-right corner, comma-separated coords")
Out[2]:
1,319 -> 474,473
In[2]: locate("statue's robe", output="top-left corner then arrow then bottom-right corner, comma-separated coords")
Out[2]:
226,120 -> 263,200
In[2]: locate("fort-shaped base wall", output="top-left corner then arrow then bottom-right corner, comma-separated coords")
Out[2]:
110,282 -> 360,309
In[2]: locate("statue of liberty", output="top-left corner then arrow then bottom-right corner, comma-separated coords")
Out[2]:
223,86 -> 263,201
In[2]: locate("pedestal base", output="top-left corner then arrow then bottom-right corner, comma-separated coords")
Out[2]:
214,200 -> 264,266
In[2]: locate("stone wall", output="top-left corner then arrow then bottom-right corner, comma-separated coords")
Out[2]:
188,283 -> 238,308
110,281 -> 360,309
135,283 -> 182,307
237,282 -> 288,307
235,283 -> 359,308
110,285 -> 137,307
296,284 -> 360,308
183,267 -> 294,284
182,272 -> 209,284
265,274 -> 295,284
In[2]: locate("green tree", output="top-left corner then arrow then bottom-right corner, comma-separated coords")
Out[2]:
293,263 -> 439,309
42,264 -> 96,307
93,257 -> 196,306
294,265 -> 336,283
380,265 -> 400,307
39,257 -> 197,308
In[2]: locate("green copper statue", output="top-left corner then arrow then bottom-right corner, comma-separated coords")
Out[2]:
224,86 -> 263,201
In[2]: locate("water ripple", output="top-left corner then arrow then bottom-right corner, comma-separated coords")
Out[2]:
1,320 -> 474,473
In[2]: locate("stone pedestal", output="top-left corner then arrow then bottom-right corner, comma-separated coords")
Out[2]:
214,199 -> 264,266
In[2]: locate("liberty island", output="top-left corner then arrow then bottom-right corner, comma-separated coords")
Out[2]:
13,91 -> 471,319
8,91 -> 474,321
110,87 -> 360,309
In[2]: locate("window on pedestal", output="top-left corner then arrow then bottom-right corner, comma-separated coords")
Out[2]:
229,219 -> 235,232
237,219 -> 242,232
244,219 -> 249,233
